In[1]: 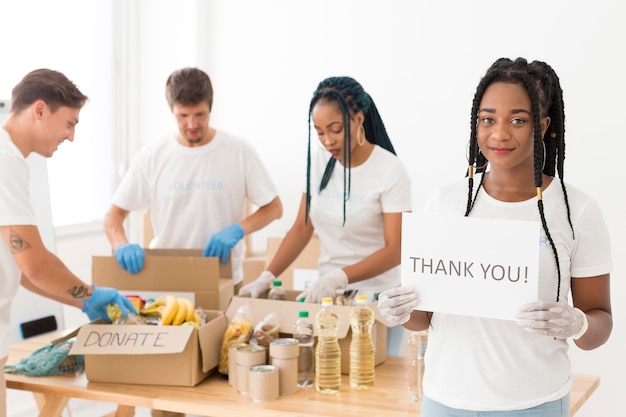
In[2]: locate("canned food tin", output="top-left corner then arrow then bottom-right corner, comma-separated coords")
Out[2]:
248,365 -> 279,402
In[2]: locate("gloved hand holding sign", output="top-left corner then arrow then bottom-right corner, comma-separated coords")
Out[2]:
516,301 -> 588,339
377,286 -> 420,326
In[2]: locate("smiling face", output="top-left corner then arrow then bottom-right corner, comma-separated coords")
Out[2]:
312,100 -> 364,166
33,103 -> 81,157
477,82 -> 549,175
172,101 -> 212,147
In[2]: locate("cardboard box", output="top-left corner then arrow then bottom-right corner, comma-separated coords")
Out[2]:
70,310 -> 228,386
265,235 -> 320,290
92,249 -> 233,311
242,255 -> 266,287
227,290 -> 387,375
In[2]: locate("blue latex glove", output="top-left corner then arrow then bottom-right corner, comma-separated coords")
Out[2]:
202,223 -> 244,263
114,243 -> 145,274
81,285 -> 138,322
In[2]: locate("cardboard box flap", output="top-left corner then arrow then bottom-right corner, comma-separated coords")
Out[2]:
93,253 -> 230,292
70,324 -> 194,355
226,292 -> 353,338
197,311 -> 228,372
142,249 -> 232,278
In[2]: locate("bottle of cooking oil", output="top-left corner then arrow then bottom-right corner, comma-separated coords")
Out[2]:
314,297 -> 341,393
349,294 -> 375,389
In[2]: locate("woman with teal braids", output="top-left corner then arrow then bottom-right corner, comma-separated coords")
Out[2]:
240,76 -> 412,303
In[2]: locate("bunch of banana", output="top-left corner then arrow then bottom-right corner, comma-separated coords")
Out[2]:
141,296 -> 202,326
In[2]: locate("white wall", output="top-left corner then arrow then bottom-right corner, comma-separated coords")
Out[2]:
36,1 -> 623,415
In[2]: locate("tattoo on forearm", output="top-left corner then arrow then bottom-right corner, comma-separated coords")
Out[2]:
67,285 -> 93,299
9,227 -> 32,254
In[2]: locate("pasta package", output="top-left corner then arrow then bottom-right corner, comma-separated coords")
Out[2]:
218,304 -> 253,374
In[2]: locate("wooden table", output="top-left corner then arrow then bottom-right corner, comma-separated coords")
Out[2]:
4,332 -> 599,417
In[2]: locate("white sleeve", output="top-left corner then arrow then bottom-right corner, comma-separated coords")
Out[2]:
111,152 -> 151,213
242,142 -> 279,207
381,160 -> 412,213
570,197 -> 612,277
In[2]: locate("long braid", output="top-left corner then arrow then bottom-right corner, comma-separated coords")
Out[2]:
465,70 -> 498,216
306,76 -> 396,225
533,61 -> 574,239
466,58 -> 571,302
518,69 -> 564,302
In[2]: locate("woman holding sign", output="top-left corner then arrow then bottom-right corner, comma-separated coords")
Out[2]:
239,76 -> 412,303
378,58 -> 612,416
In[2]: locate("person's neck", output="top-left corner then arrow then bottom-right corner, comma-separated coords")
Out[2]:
2,117 -> 31,158
339,142 -> 375,168
482,170 -> 553,202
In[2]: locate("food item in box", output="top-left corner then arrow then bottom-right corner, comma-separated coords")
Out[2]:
219,304 -> 253,374
106,295 -> 145,323
249,312 -> 280,348
141,295 -> 201,326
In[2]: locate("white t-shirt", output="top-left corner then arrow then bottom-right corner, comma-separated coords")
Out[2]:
0,128 -> 37,358
309,145 -> 412,294
422,175 -> 612,411
112,131 -> 279,285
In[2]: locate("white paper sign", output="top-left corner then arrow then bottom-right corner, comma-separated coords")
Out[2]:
401,213 -> 540,321
70,324 -> 193,355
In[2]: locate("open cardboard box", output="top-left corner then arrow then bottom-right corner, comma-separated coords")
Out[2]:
92,249 -> 233,311
227,290 -> 387,375
70,310 -> 228,386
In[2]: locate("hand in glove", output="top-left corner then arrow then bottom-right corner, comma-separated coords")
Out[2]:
377,286 -> 420,326
297,269 -> 348,304
203,223 -> 245,263
81,285 -> 138,323
239,270 -> 276,298
516,301 -> 589,339
114,243 -> 145,274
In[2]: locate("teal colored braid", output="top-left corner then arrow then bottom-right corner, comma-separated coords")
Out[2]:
305,76 -> 396,225
465,58 -> 571,302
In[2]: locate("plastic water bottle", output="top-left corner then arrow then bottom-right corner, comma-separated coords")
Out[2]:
314,297 -> 341,393
408,330 -> 428,401
293,311 -> 314,387
349,294 -> 375,389
267,280 -> 287,300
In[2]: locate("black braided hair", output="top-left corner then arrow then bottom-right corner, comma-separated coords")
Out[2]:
465,58 -> 571,302
305,76 -> 395,225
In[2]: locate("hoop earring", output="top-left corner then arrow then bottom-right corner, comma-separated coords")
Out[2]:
357,125 -> 365,146
541,140 -> 546,171
466,140 -> 488,172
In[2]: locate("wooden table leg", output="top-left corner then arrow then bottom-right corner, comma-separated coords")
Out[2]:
102,404 -> 136,417
32,392 -> 69,417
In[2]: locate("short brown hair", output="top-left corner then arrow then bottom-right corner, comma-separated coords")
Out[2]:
165,67 -> 213,110
11,69 -> 88,114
